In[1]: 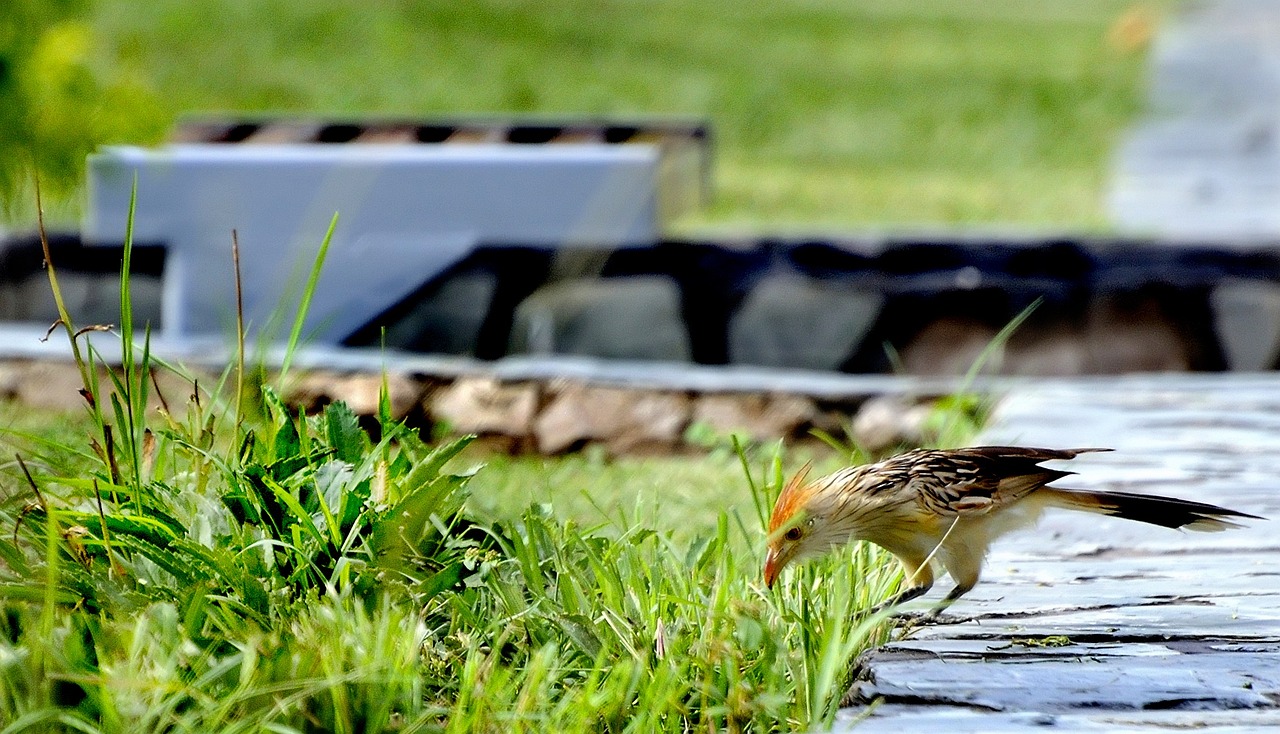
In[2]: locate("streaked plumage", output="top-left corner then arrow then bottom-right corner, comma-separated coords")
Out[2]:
763,446 -> 1261,613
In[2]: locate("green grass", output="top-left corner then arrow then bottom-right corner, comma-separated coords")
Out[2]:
0,394 -> 902,731
56,0 -> 1167,229
0,199 -> 941,731
0,384 -> 968,731
463,446 -> 831,541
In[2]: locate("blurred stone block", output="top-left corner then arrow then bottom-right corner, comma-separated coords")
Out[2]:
1084,294 -> 1191,373
534,382 -> 690,453
729,276 -> 882,370
289,370 -> 422,417
510,277 -> 691,361
379,271 -> 498,354
14,361 -> 95,412
901,317 -> 1000,376
430,377 -> 538,436
0,361 -> 23,399
86,138 -> 675,344
852,395 -> 935,454
1210,277 -> 1280,370
691,392 -> 816,441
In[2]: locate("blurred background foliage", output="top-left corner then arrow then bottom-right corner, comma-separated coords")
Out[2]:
7,0 -> 1164,227
0,0 -> 165,217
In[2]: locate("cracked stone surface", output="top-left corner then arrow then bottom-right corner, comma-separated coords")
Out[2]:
842,374 -> 1280,731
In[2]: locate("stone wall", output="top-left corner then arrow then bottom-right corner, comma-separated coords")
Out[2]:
10,233 -> 1280,376
0,359 -> 943,456
345,240 -> 1280,374
289,370 -> 939,455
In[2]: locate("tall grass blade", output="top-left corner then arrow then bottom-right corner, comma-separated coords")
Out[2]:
232,229 -> 247,434
279,212 -> 339,382
933,297 -> 1040,444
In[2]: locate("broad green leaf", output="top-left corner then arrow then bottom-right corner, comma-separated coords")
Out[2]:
323,401 -> 364,465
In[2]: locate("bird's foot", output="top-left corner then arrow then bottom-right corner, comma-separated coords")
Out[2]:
888,610 -> 975,627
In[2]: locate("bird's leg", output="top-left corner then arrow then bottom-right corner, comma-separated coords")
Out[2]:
869,582 -> 932,615
883,581 -> 979,627
917,552 -> 982,621
923,580 -> 975,618
888,545 -> 982,624
868,555 -> 933,615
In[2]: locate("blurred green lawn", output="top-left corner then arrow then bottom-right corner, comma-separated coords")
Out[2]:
90,0 -> 1165,229
463,444 -> 843,542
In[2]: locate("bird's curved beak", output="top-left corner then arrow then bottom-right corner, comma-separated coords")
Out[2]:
763,547 -> 781,589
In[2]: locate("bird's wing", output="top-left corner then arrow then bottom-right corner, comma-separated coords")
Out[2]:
904,446 -> 1109,517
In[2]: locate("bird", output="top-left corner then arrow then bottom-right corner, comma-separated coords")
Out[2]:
762,446 -> 1261,614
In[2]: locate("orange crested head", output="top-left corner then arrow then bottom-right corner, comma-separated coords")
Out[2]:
763,463 -> 814,588
767,462 -> 814,539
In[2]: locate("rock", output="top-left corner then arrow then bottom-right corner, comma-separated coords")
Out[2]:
429,377 -> 538,437
609,391 -> 692,454
851,395 -> 935,454
289,370 -> 422,417
376,271 -> 498,355
342,372 -> 422,417
1210,277 -> 1280,370
534,383 -> 690,454
1084,294 -> 1190,373
14,361 -> 95,412
464,434 -> 524,454
691,392 -> 817,442
0,361 -> 23,399
288,370 -> 343,410
1005,327 -> 1089,376
509,277 -> 692,361
6,358 -> 215,418
729,276 -> 883,370
900,317 -> 1001,376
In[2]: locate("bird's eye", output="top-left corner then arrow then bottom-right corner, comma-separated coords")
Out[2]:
783,527 -> 802,542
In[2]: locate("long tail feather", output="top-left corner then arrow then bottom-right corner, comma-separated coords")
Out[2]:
1042,488 -> 1263,532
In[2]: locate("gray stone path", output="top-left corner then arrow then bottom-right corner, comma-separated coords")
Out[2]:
1111,0 -> 1280,237
842,374 -> 1280,731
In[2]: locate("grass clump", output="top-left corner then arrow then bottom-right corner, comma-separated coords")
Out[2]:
0,197 -> 909,732
1,390 -> 899,731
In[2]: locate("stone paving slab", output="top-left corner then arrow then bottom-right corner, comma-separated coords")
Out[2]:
839,707 -> 1280,733
844,374 -> 1280,730
857,642 -> 1279,711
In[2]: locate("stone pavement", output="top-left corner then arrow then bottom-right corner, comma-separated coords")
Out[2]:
1111,0 -> 1280,237
841,375 -> 1280,731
